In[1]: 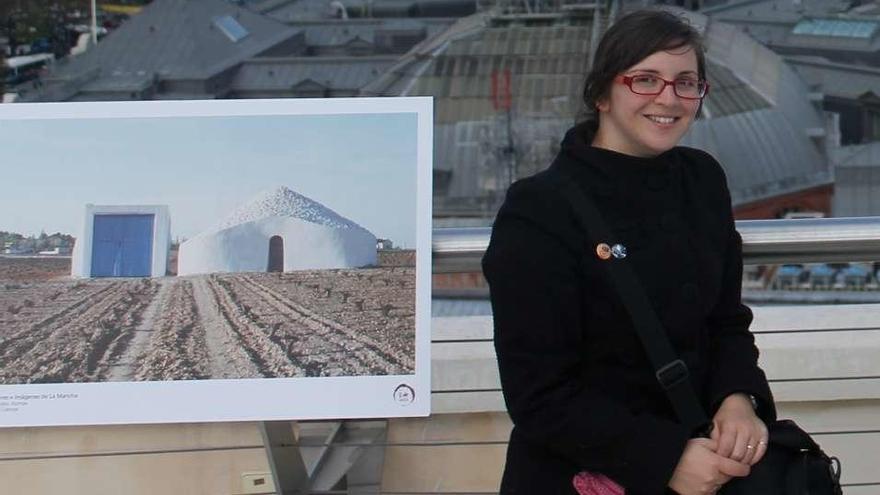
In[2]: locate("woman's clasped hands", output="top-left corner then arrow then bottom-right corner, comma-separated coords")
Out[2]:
668,393 -> 768,495
710,393 -> 769,467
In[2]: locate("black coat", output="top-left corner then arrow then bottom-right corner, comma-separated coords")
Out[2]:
482,123 -> 776,495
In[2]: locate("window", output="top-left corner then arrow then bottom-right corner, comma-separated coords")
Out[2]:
868,109 -> 880,141
792,19 -> 878,39
213,15 -> 249,43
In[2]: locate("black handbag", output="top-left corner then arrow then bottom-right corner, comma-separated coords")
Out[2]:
720,419 -> 842,495
552,175 -> 843,495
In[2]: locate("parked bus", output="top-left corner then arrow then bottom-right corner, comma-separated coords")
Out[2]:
2,53 -> 54,87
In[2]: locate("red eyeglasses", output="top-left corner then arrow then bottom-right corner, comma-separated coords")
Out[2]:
615,74 -> 710,100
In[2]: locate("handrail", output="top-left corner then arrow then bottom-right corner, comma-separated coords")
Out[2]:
431,217 -> 880,272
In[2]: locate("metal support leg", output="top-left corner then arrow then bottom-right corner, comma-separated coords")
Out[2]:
260,421 -> 310,495
261,420 -> 388,495
307,420 -> 387,493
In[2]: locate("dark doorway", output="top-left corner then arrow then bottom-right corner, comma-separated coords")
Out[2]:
268,236 -> 284,272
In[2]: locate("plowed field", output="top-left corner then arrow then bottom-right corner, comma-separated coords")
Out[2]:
0,257 -> 415,384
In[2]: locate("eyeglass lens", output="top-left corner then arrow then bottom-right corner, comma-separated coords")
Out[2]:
630,76 -> 705,98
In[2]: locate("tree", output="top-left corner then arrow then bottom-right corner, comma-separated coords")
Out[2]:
1,1 -> 94,55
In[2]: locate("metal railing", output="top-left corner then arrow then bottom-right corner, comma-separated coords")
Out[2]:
431,217 -> 880,272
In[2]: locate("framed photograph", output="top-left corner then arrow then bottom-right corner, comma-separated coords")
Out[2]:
0,97 -> 432,426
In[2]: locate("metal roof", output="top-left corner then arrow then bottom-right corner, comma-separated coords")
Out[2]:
298,18 -> 451,46
683,107 -> 830,205
366,9 -> 828,208
365,19 -> 594,200
256,0 -> 338,21
360,11 -> 492,96
688,11 -> 831,205
701,0 -> 854,19
703,60 -> 772,118
79,73 -> 154,92
29,0 -> 302,100
251,0 -> 295,14
230,55 -> 397,91
21,0 -> 452,102
833,142 -> 880,168
786,55 -> 880,100
702,1 -> 880,54
258,0 -> 474,21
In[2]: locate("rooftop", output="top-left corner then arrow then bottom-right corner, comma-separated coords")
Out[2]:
26,0 -> 303,101
230,55 -> 398,94
701,0 -> 880,56
785,55 -> 880,100
366,8 -> 831,209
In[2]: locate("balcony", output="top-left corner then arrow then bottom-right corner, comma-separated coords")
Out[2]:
0,218 -> 878,494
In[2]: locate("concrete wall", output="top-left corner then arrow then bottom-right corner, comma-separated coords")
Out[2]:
1,306 -> 878,494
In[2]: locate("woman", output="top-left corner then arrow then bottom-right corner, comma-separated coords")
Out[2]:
482,10 -> 777,495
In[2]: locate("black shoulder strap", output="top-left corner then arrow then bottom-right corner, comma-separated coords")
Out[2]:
550,172 -> 710,435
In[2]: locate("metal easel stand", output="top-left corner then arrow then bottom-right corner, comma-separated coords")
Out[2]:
260,420 -> 388,495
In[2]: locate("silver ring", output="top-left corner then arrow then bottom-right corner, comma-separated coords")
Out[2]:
746,444 -> 754,450
758,440 -> 768,446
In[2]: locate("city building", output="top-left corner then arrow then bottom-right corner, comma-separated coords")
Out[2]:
702,0 -> 880,145
364,6 -> 833,220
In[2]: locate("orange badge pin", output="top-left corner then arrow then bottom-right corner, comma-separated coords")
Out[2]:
596,243 -> 612,260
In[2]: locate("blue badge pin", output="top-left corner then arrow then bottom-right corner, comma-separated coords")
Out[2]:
611,243 -> 627,259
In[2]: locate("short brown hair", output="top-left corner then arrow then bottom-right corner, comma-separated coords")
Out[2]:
582,10 -> 706,115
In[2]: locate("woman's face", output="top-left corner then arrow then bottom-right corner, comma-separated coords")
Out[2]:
593,46 -> 701,157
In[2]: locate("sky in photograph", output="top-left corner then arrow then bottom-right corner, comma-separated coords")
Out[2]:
0,110 -> 420,248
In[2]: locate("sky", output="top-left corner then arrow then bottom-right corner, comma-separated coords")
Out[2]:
0,110 -> 420,248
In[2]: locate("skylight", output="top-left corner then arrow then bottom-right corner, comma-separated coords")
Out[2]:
792,19 -> 878,39
213,15 -> 249,43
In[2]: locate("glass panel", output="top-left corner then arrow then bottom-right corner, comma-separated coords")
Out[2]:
213,15 -> 249,43
792,19 -> 877,39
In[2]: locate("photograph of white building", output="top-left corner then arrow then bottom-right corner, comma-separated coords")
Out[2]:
0,98 -> 432,426
178,186 -> 376,276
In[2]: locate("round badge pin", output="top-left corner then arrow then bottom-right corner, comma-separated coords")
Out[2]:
596,243 -> 612,260
611,244 -> 627,259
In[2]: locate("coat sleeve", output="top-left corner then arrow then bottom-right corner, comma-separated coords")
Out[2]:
483,178 -> 691,494
704,166 -> 777,423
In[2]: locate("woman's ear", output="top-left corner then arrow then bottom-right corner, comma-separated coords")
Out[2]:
595,97 -> 609,113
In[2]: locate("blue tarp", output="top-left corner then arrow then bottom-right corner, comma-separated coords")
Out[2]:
90,214 -> 154,277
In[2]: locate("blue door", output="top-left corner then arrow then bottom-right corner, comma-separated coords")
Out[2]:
91,214 -> 154,277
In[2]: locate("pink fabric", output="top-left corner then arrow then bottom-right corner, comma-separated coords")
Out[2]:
572,471 -> 625,495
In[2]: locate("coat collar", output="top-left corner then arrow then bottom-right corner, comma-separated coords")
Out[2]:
551,121 -> 682,199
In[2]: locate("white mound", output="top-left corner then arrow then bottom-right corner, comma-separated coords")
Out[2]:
212,186 -> 360,233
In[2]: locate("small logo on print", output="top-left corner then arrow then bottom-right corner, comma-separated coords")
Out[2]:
393,384 -> 415,405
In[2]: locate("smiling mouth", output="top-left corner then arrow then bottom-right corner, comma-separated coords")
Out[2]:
646,115 -> 678,125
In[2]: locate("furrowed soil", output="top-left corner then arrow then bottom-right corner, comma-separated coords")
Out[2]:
0,255 -> 415,384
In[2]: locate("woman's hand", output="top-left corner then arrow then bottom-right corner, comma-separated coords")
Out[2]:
668,438 -> 750,495
711,393 -> 769,466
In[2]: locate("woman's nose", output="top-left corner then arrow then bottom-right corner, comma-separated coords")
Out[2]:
654,83 -> 679,104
